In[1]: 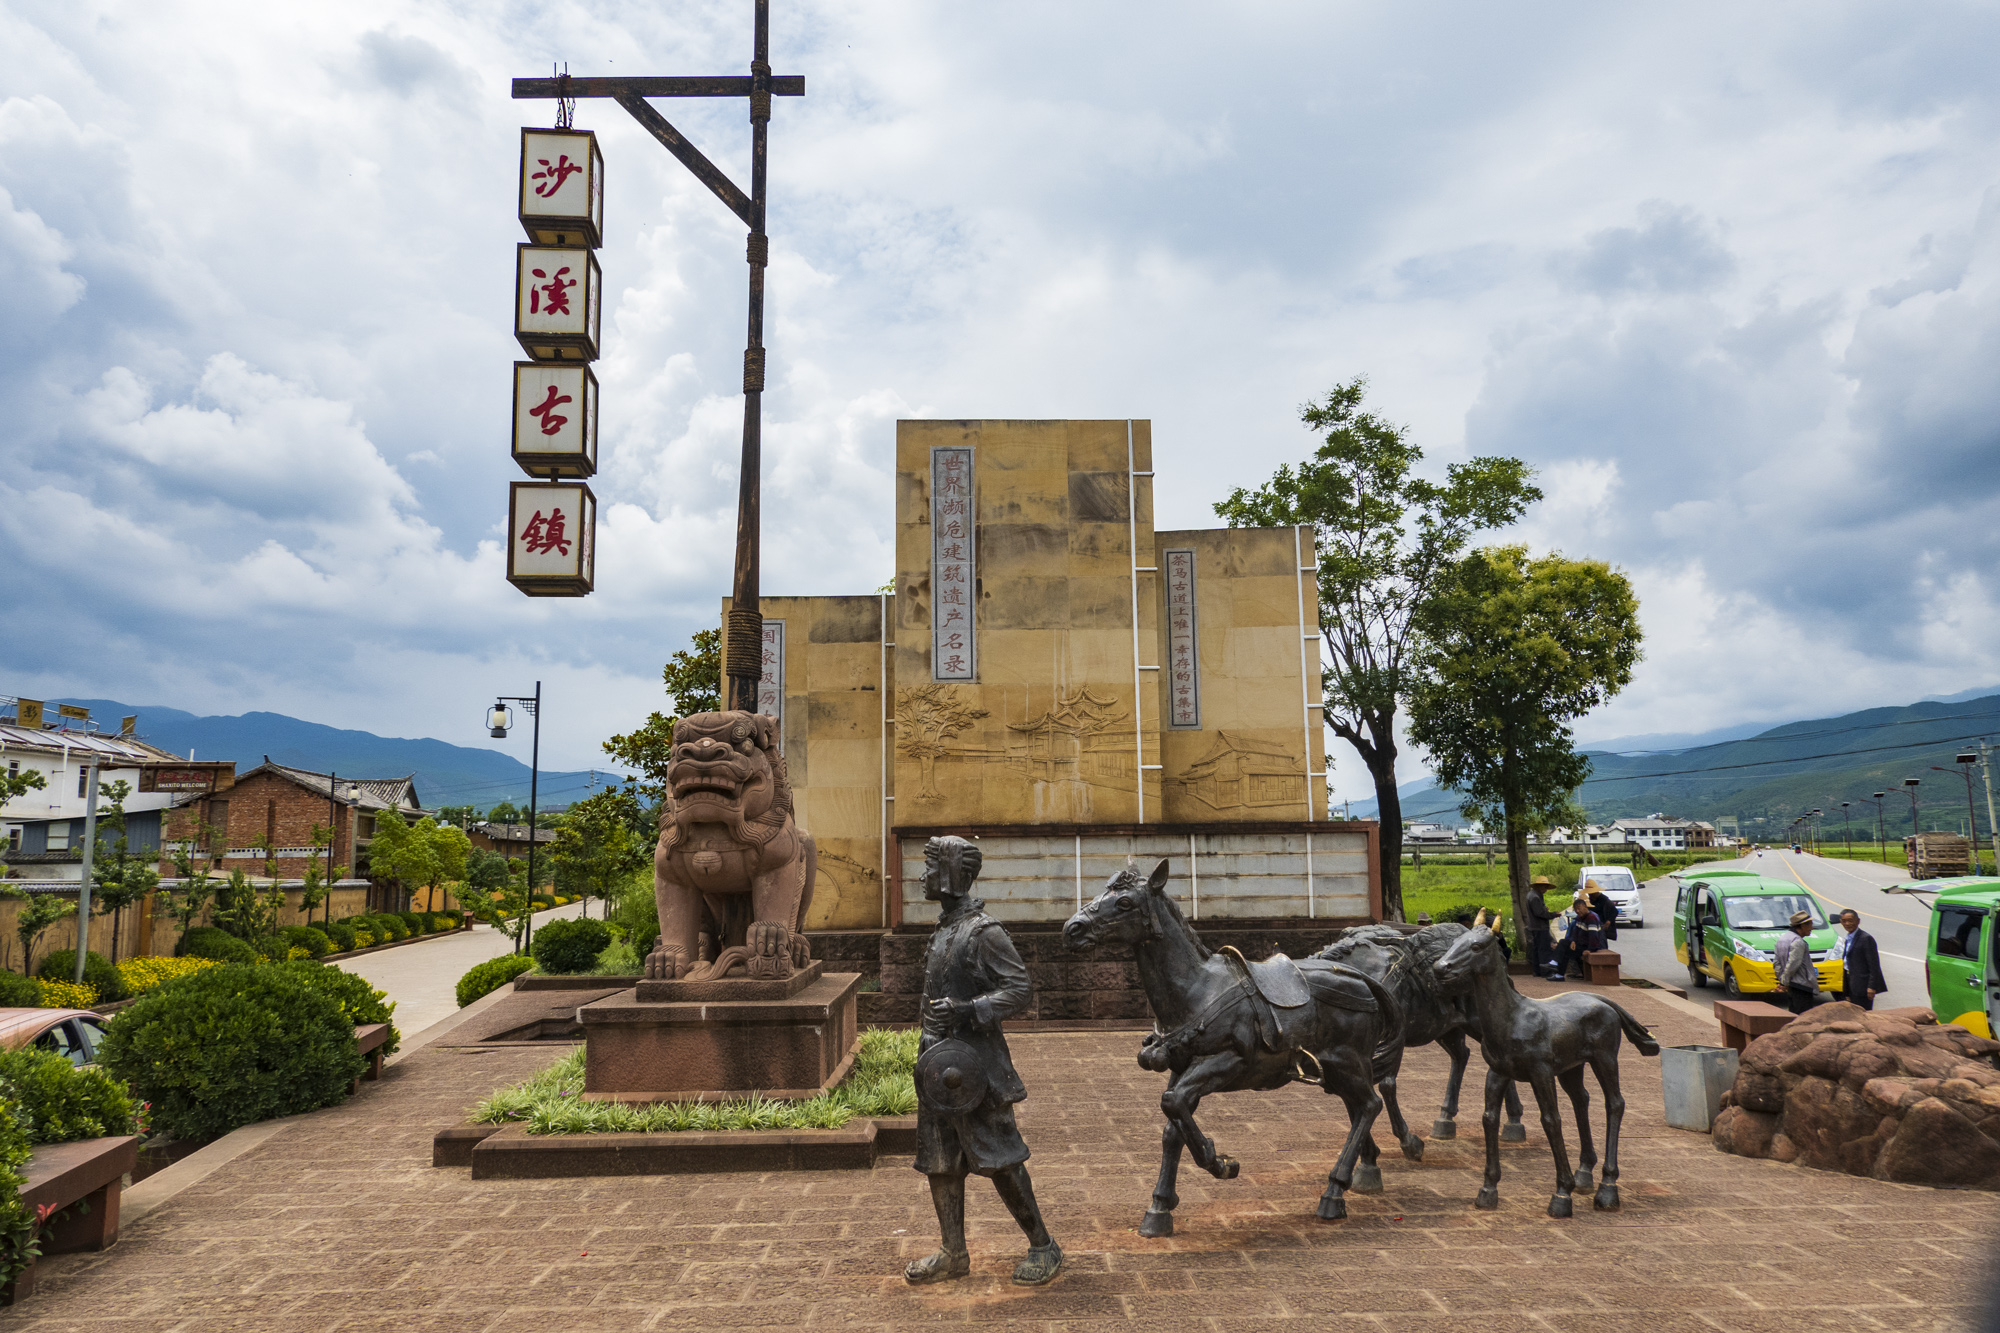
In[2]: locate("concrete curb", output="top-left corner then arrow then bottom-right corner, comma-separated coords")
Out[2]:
386,976 -> 529,1066
443,1116 -> 919,1177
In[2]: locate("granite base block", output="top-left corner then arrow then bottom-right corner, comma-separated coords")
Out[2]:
580,972 -> 861,1101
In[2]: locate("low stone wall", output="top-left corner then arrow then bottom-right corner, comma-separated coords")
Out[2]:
1712,1002 -> 2000,1187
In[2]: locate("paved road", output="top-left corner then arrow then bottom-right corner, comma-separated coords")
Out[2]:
333,901 -> 587,1037
1612,848 -> 1932,1012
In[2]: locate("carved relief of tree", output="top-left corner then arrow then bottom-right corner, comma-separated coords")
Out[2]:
896,684 -> 989,799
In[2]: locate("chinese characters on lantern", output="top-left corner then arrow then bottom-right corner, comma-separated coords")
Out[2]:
518,129 -> 605,248
511,364 -> 598,477
931,446 -> 976,681
507,482 -> 596,596
757,619 -> 786,745
1165,548 -> 1201,728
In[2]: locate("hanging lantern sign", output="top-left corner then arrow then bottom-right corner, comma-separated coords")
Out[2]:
519,128 -> 604,248
515,245 -> 602,361
507,481 -> 597,597
512,362 -> 598,477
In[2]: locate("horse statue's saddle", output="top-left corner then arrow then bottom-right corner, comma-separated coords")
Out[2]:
1218,946 -> 1311,1008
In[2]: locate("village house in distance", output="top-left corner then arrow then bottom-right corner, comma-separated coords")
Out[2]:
721,419 -> 1381,938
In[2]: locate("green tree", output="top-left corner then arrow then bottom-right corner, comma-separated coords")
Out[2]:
484,801 -> 522,825
87,780 -> 160,963
1406,546 -> 1642,934
366,811 -> 469,914
462,856 -> 536,952
212,869 -> 283,941
604,627 -> 721,805
16,897 -> 74,975
1214,377 -> 1540,921
549,789 -> 649,919
161,822 -> 221,953
436,804 -> 479,827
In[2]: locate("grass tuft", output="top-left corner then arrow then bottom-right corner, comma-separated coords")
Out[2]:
469,1026 -> 919,1135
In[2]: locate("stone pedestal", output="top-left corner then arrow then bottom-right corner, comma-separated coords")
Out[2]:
579,971 -> 861,1103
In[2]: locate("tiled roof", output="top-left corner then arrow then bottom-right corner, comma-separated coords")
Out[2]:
247,763 -> 426,813
0,724 -> 179,763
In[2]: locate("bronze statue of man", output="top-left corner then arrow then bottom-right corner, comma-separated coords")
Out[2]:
905,835 -> 1062,1287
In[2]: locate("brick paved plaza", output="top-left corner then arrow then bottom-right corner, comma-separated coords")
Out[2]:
6,981 -> 1994,1332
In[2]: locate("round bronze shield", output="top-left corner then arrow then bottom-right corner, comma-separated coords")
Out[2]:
915,1038 -> 989,1115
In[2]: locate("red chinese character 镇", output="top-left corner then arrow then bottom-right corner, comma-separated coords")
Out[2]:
533,154 -> 584,198
520,508 -> 571,556
529,266 -> 575,316
528,383 -> 572,436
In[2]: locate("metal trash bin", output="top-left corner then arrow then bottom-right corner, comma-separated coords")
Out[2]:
1662,1044 -> 1739,1132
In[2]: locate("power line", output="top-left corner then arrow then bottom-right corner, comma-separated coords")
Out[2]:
1590,706 -> 2000,756
1581,729 -> 1995,784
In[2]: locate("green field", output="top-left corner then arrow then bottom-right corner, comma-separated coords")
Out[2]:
1394,850 -> 1737,926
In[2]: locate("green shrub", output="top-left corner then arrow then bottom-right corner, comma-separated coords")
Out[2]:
182,926 -> 258,965
36,950 -> 127,1003
630,917 -> 660,960
272,961 -> 398,1055
0,1102 -> 35,1288
280,925 -> 334,959
0,1049 -> 139,1144
429,913 -> 460,932
0,972 -> 43,1008
96,964 -> 365,1142
372,914 -> 409,942
531,918 -> 611,974
249,935 -> 290,962
456,954 -> 534,1008
322,922 -> 358,952
397,911 -> 424,934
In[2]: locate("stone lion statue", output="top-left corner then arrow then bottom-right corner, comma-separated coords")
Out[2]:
647,710 -> 817,981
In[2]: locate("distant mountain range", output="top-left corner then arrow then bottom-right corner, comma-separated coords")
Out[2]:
43,699 -> 625,813
1353,691 -> 2000,837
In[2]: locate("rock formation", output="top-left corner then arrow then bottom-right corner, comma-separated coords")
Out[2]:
1712,1002 -> 2000,1188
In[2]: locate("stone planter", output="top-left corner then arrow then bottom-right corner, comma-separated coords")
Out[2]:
1661,1044 -> 1737,1131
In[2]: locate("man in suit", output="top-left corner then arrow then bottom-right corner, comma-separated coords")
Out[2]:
1836,908 -> 1888,1011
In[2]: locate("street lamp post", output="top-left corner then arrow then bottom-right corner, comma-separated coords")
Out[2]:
1934,753 -> 1985,876
1841,801 -> 1851,858
1862,792 -> 1888,865
1902,779 -> 1922,869
488,683 -> 543,953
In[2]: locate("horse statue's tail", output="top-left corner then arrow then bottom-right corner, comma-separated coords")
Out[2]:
1604,1000 -> 1661,1056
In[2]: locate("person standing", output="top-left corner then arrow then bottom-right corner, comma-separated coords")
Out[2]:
1774,909 -> 1822,1014
1526,876 -> 1559,978
904,835 -> 1063,1287
1835,909 -> 1887,1011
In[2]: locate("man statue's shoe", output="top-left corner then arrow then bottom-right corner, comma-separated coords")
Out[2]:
1012,1242 -> 1063,1286
904,1249 -> 970,1285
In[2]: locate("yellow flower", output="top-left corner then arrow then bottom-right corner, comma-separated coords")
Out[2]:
37,979 -> 99,1009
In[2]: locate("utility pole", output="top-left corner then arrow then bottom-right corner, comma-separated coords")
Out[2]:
1981,742 -> 1999,877
73,759 -> 99,985
513,2 -> 801,712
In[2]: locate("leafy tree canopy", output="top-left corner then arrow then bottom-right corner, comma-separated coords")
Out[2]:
604,627 -> 721,805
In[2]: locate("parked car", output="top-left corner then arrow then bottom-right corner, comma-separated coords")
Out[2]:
1577,865 -> 1644,927
1884,876 -> 2000,1037
0,1008 -> 111,1066
1673,870 -> 1843,997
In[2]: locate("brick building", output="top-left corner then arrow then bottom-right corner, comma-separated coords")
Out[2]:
465,821 -> 555,866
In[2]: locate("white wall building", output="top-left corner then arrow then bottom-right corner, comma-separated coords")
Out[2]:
1,719 -> 183,870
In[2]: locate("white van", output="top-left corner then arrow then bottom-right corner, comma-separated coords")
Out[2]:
1577,865 -> 1643,928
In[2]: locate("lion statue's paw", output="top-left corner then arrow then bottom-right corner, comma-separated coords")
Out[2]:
645,944 -> 693,980
745,921 -> 793,979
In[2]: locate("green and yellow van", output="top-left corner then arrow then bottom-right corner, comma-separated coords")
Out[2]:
1673,869 -> 1844,997
1890,877 -> 2000,1038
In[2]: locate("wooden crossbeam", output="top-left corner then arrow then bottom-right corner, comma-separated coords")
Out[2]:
512,75 -> 804,99
611,92 -> 753,226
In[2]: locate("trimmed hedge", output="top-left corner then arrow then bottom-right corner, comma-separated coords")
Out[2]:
37,949 -> 127,1003
457,954 -> 534,1008
0,1102 -> 33,1288
182,926 -> 258,965
428,913 -> 460,932
0,1048 -> 139,1144
97,963 -> 365,1142
322,922 -> 358,953
371,914 -> 409,942
280,925 -> 334,959
0,972 -> 42,1008
273,961 -> 398,1055
530,918 -> 611,974
630,917 -> 661,960
397,911 -> 424,935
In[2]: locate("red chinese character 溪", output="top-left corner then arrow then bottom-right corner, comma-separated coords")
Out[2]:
520,508 -> 572,556
528,383 -> 572,436
529,266 -> 575,316
532,154 -> 584,198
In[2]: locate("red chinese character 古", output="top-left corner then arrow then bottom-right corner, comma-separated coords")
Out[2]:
532,154 -> 585,198
520,508 -> 571,556
529,266 -> 575,316
528,383 -> 572,436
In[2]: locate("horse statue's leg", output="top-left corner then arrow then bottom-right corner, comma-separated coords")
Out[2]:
1158,1053 -> 1244,1182
1556,1065 -> 1597,1197
1141,1091 -> 1186,1238
1501,1078 -> 1527,1142
1373,1060 -> 1424,1164
1313,1045 -> 1383,1221
1473,1066 -> 1508,1209
1526,1070 -> 1577,1218
1433,1030 -> 1470,1139
1590,1049 -> 1626,1211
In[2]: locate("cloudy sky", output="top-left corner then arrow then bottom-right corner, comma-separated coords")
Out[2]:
3,1 -> 1998,801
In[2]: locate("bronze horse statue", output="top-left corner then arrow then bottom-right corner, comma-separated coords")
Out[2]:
1315,923 -> 1526,1153
1432,913 -> 1660,1216
1062,860 -> 1406,1237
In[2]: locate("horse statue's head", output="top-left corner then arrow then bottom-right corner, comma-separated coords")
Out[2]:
1062,859 -> 1173,951
1432,909 -> 1506,995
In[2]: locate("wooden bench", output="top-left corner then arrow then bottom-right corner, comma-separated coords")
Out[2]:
3,1134 -> 142,1305
1713,998 -> 1794,1052
1583,950 -> 1621,985
351,1023 -> 392,1094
